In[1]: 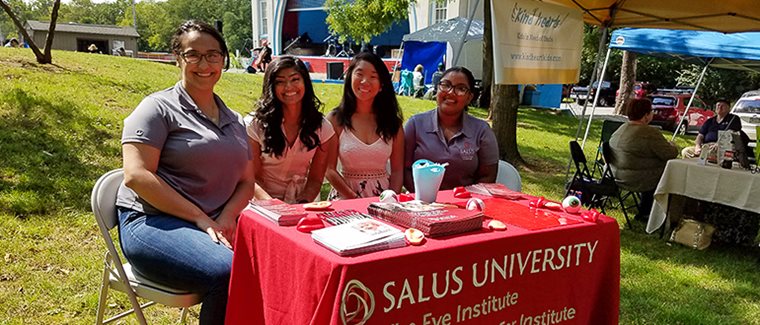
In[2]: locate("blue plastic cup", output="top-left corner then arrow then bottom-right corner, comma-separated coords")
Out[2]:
412,159 -> 446,203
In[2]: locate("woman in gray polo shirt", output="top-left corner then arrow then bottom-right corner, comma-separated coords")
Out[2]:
404,66 -> 499,191
116,21 -> 254,324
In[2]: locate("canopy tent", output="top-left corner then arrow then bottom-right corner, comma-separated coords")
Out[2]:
541,0 -> 760,33
535,0 -> 760,149
402,16 -> 484,68
399,41 -> 446,83
402,17 -> 484,50
605,28 -> 760,142
610,28 -> 760,73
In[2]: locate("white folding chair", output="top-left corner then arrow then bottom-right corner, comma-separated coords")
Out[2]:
92,169 -> 201,324
495,160 -> 522,192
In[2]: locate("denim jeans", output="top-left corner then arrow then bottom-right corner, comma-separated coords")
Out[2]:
117,207 -> 232,325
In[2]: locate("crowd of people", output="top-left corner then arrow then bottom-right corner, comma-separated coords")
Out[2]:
115,20 -> 497,324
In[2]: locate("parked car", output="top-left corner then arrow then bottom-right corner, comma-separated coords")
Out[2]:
615,81 -> 653,100
649,92 -> 714,133
570,81 -> 617,107
730,92 -> 760,143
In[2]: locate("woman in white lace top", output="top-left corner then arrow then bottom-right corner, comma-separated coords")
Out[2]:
326,52 -> 404,199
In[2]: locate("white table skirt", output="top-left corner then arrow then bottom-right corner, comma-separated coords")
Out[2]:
646,159 -> 760,233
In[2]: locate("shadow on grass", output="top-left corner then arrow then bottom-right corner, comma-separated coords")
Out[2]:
618,229 -> 760,323
0,88 -> 121,217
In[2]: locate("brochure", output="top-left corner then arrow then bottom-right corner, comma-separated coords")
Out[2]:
247,199 -> 308,226
367,201 -> 484,237
311,219 -> 406,256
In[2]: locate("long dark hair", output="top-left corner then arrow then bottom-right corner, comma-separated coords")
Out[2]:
253,56 -> 324,157
333,52 -> 402,141
170,20 -> 229,70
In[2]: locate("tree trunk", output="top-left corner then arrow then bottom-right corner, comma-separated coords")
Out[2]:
483,0 -> 524,165
0,0 -> 60,64
41,0 -> 62,64
481,0 -> 493,118
614,50 -> 637,115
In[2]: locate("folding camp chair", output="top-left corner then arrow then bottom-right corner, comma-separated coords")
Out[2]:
92,169 -> 201,324
591,119 -> 625,177
600,141 -> 638,229
566,141 -> 617,210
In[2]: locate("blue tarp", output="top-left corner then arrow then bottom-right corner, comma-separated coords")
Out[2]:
609,28 -> 760,72
400,41 -> 446,83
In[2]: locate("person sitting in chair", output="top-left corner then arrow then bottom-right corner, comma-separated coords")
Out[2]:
681,98 -> 741,158
609,98 -> 679,221
254,39 -> 272,72
412,64 -> 425,98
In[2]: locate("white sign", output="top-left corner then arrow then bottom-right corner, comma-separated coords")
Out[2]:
491,0 -> 583,84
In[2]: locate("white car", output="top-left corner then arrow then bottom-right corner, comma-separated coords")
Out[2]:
731,92 -> 760,146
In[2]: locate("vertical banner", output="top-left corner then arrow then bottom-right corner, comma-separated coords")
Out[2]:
491,0 -> 583,85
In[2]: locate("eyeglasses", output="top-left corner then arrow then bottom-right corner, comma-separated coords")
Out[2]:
180,50 -> 224,64
438,81 -> 470,96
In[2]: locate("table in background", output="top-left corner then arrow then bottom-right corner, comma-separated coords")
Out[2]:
226,191 -> 621,325
647,159 -> 760,234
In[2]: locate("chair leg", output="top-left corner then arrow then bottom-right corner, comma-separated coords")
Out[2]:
179,307 -> 188,324
618,192 -> 633,229
95,263 -> 110,324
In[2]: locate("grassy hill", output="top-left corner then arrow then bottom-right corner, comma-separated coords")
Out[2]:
1,47 -> 759,324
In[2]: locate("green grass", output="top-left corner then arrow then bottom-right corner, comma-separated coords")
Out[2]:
1,47 -> 759,324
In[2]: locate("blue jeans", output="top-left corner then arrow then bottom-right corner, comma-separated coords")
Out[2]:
117,208 -> 232,325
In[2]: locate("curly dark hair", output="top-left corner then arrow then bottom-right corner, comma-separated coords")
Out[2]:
333,52 -> 402,141
170,20 -> 229,70
252,55 -> 324,157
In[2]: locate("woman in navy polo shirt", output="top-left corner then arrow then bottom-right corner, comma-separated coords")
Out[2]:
403,66 -> 499,191
116,21 -> 254,324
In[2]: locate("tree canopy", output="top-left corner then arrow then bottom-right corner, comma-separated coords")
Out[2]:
324,0 -> 412,43
1,0 -> 252,54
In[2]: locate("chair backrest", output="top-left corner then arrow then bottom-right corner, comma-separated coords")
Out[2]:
495,160 -> 522,192
600,141 -> 618,183
600,141 -> 614,165
569,140 -> 592,178
600,120 -> 624,142
91,169 -> 124,251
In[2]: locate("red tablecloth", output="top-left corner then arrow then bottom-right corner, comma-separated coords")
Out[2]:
226,191 -> 620,324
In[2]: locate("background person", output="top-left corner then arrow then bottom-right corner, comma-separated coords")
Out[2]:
682,98 -> 741,158
247,56 -> 336,203
116,20 -> 254,324
404,66 -> 499,191
412,64 -> 425,98
254,39 -> 272,72
609,98 -> 679,221
325,52 -> 404,200
4,38 -> 19,48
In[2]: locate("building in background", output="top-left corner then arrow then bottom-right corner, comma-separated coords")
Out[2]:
24,20 -> 139,57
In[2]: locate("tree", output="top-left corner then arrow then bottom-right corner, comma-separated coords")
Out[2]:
324,0 -> 410,43
0,0 -> 61,64
614,50 -> 636,115
483,0 -> 524,165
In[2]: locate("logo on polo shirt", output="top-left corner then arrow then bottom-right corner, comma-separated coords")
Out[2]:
135,129 -> 144,136
460,141 -> 477,161
340,279 -> 375,324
